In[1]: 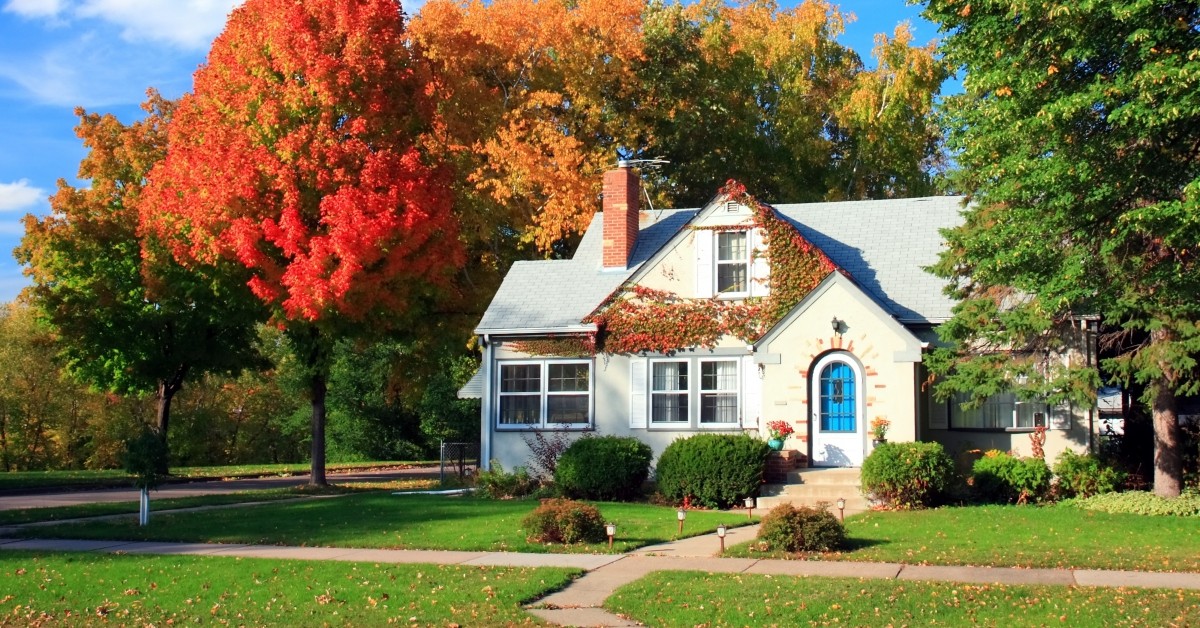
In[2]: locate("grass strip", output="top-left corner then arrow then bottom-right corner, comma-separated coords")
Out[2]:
0,461 -> 438,492
606,571 -> 1200,627
724,504 -> 1200,572
16,493 -> 753,553
0,550 -> 576,626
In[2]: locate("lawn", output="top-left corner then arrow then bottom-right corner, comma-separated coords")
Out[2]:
0,461 -> 436,492
726,504 -> 1200,572
606,571 -> 1200,627
0,550 -> 576,626
14,493 -> 752,553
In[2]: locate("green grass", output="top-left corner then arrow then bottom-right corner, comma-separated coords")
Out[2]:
0,461 -> 437,492
0,551 -> 576,626
725,504 -> 1200,572
606,571 -> 1200,627
15,493 -> 752,553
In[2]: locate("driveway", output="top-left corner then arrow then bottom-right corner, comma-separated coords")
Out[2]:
0,466 -> 442,511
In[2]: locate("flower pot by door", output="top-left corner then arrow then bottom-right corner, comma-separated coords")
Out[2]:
872,438 -> 887,447
767,438 -> 784,451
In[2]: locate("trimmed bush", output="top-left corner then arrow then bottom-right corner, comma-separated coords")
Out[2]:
521,498 -> 606,544
972,451 -> 1052,503
554,436 -> 652,501
655,434 -> 771,509
1069,490 -> 1200,517
1053,450 -> 1125,498
859,441 -> 955,509
476,461 -> 538,499
756,503 -> 845,552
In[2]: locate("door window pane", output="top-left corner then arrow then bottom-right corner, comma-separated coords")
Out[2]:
819,362 -> 856,432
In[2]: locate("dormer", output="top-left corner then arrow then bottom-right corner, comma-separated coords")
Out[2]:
692,200 -> 769,299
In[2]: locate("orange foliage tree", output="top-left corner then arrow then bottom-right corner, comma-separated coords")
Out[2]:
143,0 -> 462,485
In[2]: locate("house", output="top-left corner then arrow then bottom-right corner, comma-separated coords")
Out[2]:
461,164 -> 1099,472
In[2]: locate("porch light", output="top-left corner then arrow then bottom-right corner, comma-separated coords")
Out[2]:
677,508 -> 686,535
836,497 -> 846,522
744,496 -> 755,519
716,524 -> 728,553
831,317 -> 843,336
605,522 -> 617,549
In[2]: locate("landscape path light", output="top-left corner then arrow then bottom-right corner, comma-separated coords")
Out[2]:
605,522 -> 617,549
717,523 -> 727,553
836,497 -> 846,522
677,508 -> 686,535
744,496 -> 755,519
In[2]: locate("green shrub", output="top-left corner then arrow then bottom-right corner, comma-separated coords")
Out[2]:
476,461 -> 538,499
859,442 -> 955,509
655,434 -> 770,509
755,503 -> 845,552
1068,490 -> 1200,517
1053,450 -> 1125,498
521,498 -> 607,544
972,451 -> 1052,503
554,436 -> 652,501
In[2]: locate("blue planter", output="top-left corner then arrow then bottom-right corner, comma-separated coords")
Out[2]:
767,437 -> 785,451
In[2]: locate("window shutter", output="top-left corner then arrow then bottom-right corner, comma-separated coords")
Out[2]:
749,228 -> 770,297
629,357 -> 648,429
694,230 -> 714,298
742,355 -> 761,429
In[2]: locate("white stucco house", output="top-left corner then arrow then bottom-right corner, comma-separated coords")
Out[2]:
461,164 -> 1099,472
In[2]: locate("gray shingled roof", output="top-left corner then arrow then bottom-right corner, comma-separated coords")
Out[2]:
475,196 -> 965,334
475,209 -> 696,334
774,196 -> 966,323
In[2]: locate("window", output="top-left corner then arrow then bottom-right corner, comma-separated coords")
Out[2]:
948,392 -> 1054,430
716,231 -> 749,294
650,358 -> 739,427
497,360 -> 591,428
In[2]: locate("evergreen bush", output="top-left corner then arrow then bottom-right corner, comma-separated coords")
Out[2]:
1053,450 -> 1125,498
554,436 -> 652,501
755,503 -> 845,552
655,433 -> 770,509
972,451 -> 1052,503
521,498 -> 607,544
859,441 -> 955,509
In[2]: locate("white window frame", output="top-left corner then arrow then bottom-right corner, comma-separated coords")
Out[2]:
648,357 -> 740,429
714,230 -> 751,297
947,392 -> 1063,431
496,359 -> 592,430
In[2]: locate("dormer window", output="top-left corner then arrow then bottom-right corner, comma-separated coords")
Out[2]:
716,231 -> 749,295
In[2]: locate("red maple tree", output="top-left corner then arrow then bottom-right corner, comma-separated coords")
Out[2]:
143,0 -> 463,484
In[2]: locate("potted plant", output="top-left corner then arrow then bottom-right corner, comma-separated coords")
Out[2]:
870,416 -> 890,446
765,420 -> 794,451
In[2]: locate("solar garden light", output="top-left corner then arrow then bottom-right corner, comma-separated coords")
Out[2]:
744,496 -> 755,519
716,524 -> 727,553
836,497 -> 846,522
677,508 -> 686,535
605,522 -> 617,549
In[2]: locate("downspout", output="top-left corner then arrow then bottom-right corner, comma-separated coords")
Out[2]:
1083,318 -> 1096,453
480,334 -> 494,471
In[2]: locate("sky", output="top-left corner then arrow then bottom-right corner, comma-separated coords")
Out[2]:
0,0 -> 950,304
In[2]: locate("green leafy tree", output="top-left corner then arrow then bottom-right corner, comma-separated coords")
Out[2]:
16,93 -> 264,456
923,0 -> 1200,497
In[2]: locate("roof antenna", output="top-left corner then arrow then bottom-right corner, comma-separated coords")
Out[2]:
616,158 -> 670,215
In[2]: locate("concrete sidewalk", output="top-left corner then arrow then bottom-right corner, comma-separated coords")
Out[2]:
4,528 -> 1200,628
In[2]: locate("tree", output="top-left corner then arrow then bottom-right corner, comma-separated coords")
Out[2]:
16,93 -> 263,457
142,0 -> 463,485
923,0 -> 1200,496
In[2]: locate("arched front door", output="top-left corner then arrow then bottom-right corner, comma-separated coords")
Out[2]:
810,353 -> 865,467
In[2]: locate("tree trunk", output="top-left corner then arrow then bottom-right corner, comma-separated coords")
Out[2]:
155,365 -> 190,442
1150,378 -> 1183,498
310,371 -> 328,487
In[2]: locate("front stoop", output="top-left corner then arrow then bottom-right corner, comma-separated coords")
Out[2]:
757,467 -> 870,515
764,449 -> 808,482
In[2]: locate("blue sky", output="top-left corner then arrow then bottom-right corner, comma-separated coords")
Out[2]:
0,0 -> 948,303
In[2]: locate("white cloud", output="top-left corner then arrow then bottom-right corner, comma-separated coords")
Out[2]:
76,0 -> 242,50
3,0 -> 66,19
0,179 -> 45,212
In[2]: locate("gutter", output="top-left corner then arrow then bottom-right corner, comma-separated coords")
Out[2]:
473,325 -> 598,337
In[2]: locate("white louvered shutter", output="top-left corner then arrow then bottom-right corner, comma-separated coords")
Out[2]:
742,355 -> 761,429
629,357 -> 648,429
694,230 -> 714,298
749,227 -> 770,297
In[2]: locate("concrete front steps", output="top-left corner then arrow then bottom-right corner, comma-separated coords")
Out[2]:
757,467 -> 870,516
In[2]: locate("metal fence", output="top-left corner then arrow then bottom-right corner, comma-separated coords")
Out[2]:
439,441 -> 480,484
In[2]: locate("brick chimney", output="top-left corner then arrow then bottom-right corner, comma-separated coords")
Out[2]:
602,162 -> 640,269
